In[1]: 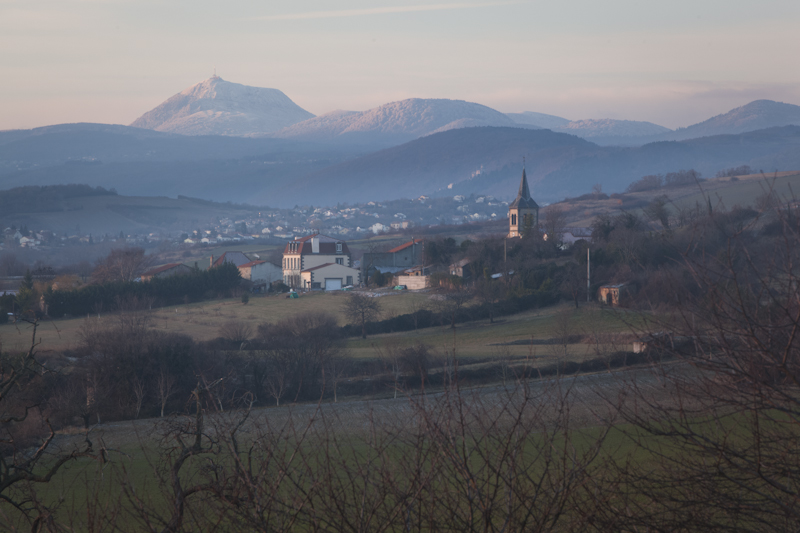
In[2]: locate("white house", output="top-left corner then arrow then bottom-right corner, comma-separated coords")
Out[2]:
282,234 -> 352,288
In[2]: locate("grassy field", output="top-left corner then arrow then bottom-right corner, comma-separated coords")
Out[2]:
1,287 -> 641,369
0,290 -> 432,351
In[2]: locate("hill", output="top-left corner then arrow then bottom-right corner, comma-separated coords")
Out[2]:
130,76 -> 315,136
299,126 -> 800,204
272,98 -> 519,149
0,185 -> 268,236
506,113 -> 671,145
0,123 -> 362,206
663,100 -> 800,141
505,111 -> 569,129
290,127 -> 598,204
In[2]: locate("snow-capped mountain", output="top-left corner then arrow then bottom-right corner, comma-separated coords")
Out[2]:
130,77 -> 315,136
666,100 -> 800,140
272,98 -> 519,146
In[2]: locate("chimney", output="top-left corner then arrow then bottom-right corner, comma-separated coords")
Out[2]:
210,255 -> 214,268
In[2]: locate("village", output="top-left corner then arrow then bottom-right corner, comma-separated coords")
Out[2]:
0,192 -> 508,253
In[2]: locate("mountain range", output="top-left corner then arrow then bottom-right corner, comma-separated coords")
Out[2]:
270,98 -> 520,148
2,77 -> 800,209
3,123 -> 799,208
126,78 -> 800,150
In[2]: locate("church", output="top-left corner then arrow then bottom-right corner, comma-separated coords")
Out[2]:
508,167 -> 539,238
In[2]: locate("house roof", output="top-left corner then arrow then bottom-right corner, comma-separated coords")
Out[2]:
284,234 -> 350,255
301,262 -> 335,272
238,260 -> 266,269
301,262 -> 358,273
388,238 -> 422,254
142,263 -> 185,277
212,251 -> 251,268
509,168 -> 539,210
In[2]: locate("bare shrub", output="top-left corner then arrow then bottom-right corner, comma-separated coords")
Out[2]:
218,320 -> 253,344
342,292 -> 381,339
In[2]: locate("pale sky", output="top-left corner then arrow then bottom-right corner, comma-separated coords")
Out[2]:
1,0 -> 799,130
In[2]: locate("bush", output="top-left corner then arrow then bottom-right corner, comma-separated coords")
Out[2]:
44,263 -> 242,317
626,174 -> 663,193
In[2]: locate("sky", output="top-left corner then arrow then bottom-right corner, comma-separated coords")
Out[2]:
1,0 -> 799,130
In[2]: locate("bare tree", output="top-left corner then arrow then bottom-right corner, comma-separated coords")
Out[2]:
324,355 -> 347,403
542,204 -> 567,246
0,320 -> 98,528
475,277 -> 500,323
437,287 -> 474,329
342,292 -> 382,339
91,247 -> 152,283
595,200 -> 800,531
157,368 -> 175,418
131,374 -> 146,419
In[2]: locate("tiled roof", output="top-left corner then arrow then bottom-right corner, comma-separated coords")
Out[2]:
212,251 -> 251,267
387,239 -> 421,254
238,260 -> 265,268
283,234 -> 350,255
142,263 -> 184,277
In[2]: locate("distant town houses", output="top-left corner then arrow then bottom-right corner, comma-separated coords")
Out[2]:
1,194 -> 508,253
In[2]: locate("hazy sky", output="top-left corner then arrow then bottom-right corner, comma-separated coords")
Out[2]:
2,0 -> 799,130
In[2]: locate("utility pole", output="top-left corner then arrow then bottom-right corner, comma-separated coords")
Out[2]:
587,247 -> 591,303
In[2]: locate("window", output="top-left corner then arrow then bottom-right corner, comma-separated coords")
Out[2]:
336,243 -> 342,253
511,213 -> 517,226
336,257 -> 344,265
346,276 -> 353,286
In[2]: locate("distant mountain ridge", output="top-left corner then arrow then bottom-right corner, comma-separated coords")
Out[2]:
505,113 -> 671,145
296,126 -> 800,205
272,98 -> 519,148
664,100 -> 800,141
130,77 -> 315,136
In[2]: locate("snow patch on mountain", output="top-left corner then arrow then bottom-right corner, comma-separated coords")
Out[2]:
506,111 -> 570,129
274,98 -> 518,142
556,118 -> 671,138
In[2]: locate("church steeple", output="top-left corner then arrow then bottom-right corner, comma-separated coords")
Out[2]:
517,168 -> 531,202
508,164 -> 539,238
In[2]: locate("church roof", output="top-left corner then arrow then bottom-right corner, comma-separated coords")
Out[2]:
509,168 -> 539,210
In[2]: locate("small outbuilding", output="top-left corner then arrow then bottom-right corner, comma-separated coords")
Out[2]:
598,283 -> 632,307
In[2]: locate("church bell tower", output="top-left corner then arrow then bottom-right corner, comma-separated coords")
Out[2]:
508,166 -> 539,238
